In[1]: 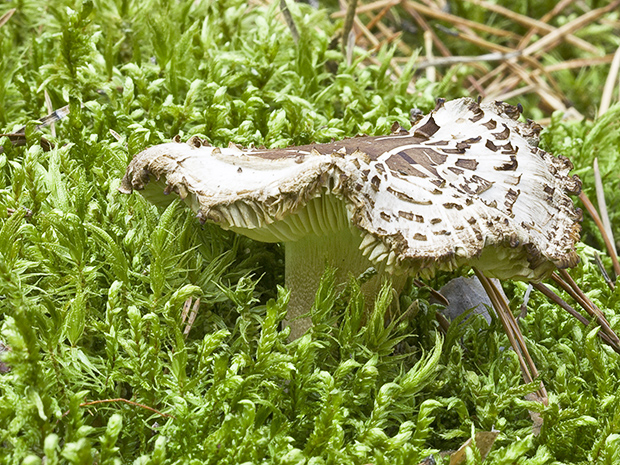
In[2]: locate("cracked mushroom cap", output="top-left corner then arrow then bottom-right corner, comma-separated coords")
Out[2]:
120,97 -> 581,282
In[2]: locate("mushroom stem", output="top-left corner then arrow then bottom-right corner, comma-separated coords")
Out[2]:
284,227 -> 405,339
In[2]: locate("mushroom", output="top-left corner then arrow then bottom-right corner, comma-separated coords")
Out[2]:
119,98 -> 581,339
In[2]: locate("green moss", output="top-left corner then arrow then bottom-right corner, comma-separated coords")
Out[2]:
1,0 -> 620,463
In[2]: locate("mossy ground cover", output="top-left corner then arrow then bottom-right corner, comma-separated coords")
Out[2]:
1,1 -> 620,463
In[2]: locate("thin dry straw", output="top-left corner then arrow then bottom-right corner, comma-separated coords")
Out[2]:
474,269 -> 548,402
279,0 -> 300,43
532,281 -> 620,353
579,191 -> 620,277
552,269 -> 620,350
599,45 -> 620,115
0,8 -> 16,28
593,158 -> 617,256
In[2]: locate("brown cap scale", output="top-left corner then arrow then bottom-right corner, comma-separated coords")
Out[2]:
120,97 -> 581,338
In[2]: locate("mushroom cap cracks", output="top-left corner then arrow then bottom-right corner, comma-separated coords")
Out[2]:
120,97 -> 581,281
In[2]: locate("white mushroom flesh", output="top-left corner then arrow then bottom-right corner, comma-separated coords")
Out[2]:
120,98 -> 581,283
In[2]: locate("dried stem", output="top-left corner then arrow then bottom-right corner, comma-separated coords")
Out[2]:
474,269 -> 547,403
279,0 -> 300,43
552,270 -> 620,350
402,2 -> 484,95
413,51 -> 521,70
521,0 -> 620,57
404,1 -> 519,40
61,398 -> 175,420
341,0 -> 358,57
594,252 -> 615,291
0,8 -> 16,28
413,279 -> 450,307
579,191 -> 620,277
468,0 -> 599,55
593,158 -> 617,257
599,45 -> 620,115
531,282 -> 619,353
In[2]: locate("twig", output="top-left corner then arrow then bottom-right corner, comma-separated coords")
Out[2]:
61,398 -> 175,420
279,0 -> 299,43
579,191 -> 620,277
599,45 -> 620,115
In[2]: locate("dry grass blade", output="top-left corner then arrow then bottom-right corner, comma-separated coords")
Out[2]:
446,27 -> 514,54
184,298 -> 200,338
599,45 -> 620,115
405,1 -> 519,40
594,252 -> 615,291
593,158 -> 616,256
279,0 -> 300,43
44,90 -> 55,138
522,0 -> 620,57
61,398 -> 175,420
449,431 -> 500,465
424,30 -> 435,82
361,2 -> 396,38
545,54 -> 616,72
0,104 -> 71,154
531,282 -> 620,352
402,1 -> 449,56
331,0 -> 398,18
519,283 -> 533,318
401,2 -> 484,94
579,191 -> 620,277
323,0 -> 615,118
0,8 -> 16,28
414,51 -> 521,69
518,0 -> 581,49
181,297 -> 192,325
474,269 -> 547,402
551,270 -> 620,350
413,279 -> 450,307
341,0 -> 358,56
468,0 -> 599,55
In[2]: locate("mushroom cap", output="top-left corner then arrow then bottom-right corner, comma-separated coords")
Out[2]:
120,97 -> 581,281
